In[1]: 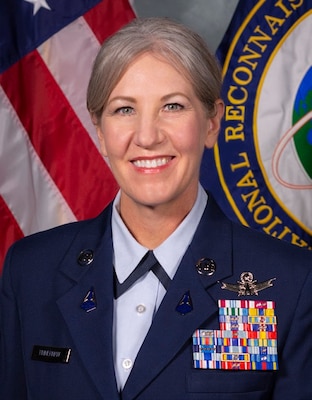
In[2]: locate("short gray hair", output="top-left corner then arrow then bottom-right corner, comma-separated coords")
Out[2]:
87,17 -> 222,122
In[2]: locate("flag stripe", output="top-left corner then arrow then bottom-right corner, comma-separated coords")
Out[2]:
84,0 -> 135,44
0,51 -> 118,221
0,86 -> 76,234
0,195 -> 24,265
37,16 -> 101,149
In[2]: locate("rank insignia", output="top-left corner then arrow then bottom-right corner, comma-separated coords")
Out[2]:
220,272 -> 276,296
192,299 -> 278,371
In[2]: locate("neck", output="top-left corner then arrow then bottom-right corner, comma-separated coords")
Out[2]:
118,195 -> 196,249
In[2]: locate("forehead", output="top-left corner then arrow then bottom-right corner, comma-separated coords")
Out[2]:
111,52 -> 194,94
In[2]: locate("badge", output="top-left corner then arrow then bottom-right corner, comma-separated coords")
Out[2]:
220,272 -> 276,296
192,299 -> 278,370
32,345 -> 71,363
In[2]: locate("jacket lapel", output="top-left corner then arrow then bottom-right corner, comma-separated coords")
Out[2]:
122,195 -> 234,400
56,205 -> 120,400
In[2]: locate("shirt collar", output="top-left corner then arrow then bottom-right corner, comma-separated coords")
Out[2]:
112,185 -> 208,283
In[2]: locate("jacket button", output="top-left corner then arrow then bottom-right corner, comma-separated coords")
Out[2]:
196,258 -> 216,276
77,249 -> 94,266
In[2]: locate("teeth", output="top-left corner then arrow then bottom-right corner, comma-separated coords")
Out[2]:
133,157 -> 170,168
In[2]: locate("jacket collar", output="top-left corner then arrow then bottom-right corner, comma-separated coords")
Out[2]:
122,194 -> 233,399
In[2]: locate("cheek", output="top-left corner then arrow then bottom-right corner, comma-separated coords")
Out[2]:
174,121 -> 207,154
100,132 -> 131,163
97,122 -> 121,158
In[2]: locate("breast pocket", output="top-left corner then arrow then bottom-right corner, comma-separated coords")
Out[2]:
187,370 -> 275,399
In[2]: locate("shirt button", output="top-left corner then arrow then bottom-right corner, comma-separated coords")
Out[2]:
136,304 -> 146,314
122,358 -> 133,370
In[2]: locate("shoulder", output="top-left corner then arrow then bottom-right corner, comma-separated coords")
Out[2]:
3,204 -> 113,278
233,220 -> 311,265
207,193 -> 312,270
229,218 -> 312,298
15,203 -> 111,246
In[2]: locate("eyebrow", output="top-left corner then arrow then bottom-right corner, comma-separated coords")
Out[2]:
107,96 -> 136,105
108,92 -> 190,105
161,92 -> 190,102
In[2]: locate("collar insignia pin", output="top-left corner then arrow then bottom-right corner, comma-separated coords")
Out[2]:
77,249 -> 94,266
80,287 -> 97,312
176,291 -> 193,315
220,272 -> 276,296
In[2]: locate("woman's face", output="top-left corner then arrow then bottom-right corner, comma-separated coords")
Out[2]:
96,53 -> 223,213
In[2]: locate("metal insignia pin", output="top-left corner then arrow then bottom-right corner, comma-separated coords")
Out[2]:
196,258 -> 216,276
220,272 -> 276,296
77,249 -> 94,266
176,291 -> 193,315
80,287 -> 97,312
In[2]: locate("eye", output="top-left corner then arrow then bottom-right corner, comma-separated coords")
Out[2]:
115,106 -> 134,115
164,103 -> 183,112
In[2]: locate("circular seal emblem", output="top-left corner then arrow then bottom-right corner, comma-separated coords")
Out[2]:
208,1 -> 312,249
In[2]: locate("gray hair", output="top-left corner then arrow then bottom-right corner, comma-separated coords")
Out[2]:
87,17 -> 222,122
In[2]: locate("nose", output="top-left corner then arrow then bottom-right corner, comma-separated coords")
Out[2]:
133,113 -> 164,149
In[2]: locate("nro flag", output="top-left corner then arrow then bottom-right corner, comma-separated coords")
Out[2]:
201,0 -> 312,249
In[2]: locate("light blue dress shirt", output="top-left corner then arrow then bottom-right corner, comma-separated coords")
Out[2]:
111,185 -> 208,389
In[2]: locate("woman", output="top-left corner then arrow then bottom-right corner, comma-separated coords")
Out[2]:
1,17 -> 312,400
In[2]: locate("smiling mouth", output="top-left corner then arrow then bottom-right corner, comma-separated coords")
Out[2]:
132,157 -> 172,168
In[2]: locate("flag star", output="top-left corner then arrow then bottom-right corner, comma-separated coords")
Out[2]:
25,0 -> 51,15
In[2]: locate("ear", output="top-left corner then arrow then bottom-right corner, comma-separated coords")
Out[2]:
204,99 -> 224,149
95,125 -> 108,157
91,113 -> 108,157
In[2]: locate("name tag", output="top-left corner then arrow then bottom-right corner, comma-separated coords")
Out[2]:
31,345 -> 71,363
192,300 -> 278,371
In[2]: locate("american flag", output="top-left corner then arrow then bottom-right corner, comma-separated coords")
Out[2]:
0,0 -> 135,271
